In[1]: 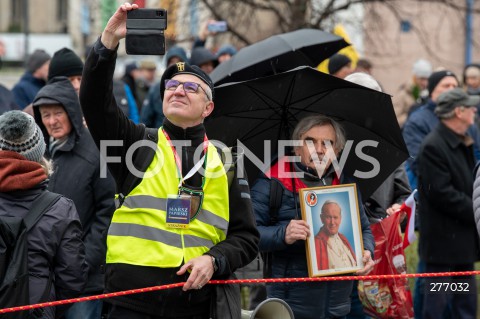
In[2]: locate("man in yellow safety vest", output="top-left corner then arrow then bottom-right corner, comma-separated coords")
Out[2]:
79,3 -> 259,318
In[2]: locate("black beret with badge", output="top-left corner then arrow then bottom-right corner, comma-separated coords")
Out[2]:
160,62 -> 215,100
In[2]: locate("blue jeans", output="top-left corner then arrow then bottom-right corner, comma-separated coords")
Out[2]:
64,300 -> 103,319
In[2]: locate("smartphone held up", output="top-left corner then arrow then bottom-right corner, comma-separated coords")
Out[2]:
126,8 -> 167,55
207,21 -> 228,33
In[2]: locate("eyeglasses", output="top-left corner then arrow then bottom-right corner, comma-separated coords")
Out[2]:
165,79 -> 210,100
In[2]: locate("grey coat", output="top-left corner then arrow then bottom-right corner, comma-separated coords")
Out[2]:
472,165 -> 480,247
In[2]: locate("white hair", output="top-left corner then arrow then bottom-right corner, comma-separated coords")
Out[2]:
203,85 -> 213,101
321,200 -> 342,215
292,115 -> 346,153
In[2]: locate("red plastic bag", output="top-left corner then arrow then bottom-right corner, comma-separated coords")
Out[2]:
358,213 -> 414,318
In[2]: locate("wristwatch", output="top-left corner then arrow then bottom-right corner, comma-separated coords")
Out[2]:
209,255 -> 219,272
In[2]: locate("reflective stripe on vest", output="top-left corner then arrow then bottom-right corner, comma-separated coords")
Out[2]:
106,128 -> 229,268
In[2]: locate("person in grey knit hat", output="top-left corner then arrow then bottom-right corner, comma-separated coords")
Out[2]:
0,114 -> 86,319
26,49 -> 51,74
0,110 -> 45,162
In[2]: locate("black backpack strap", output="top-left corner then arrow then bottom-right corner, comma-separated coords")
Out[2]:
268,178 -> 283,225
23,191 -> 62,231
219,147 -> 235,189
23,191 -> 61,317
262,178 -> 284,278
118,127 -> 159,206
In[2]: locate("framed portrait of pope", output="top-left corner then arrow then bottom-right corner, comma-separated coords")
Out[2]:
299,183 -> 364,277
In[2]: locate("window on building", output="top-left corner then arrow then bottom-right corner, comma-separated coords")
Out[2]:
57,0 -> 68,32
400,20 -> 412,33
9,0 -> 23,32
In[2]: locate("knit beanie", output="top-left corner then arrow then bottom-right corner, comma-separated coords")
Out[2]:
412,59 -> 432,78
48,48 -> 84,81
328,54 -> 351,75
189,47 -> 218,68
0,111 -> 46,163
216,44 -> 237,58
26,49 -> 51,73
427,70 -> 457,97
165,46 -> 188,66
125,61 -> 138,75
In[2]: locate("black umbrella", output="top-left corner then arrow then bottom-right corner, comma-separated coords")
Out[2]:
205,66 -> 408,199
210,29 -> 349,85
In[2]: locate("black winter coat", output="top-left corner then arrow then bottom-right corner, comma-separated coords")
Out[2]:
0,183 -> 87,319
417,122 -> 480,264
32,77 -> 116,293
78,39 -> 259,315
365,165 -> 411,222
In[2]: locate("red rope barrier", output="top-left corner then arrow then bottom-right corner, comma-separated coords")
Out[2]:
1,270 -> 479,314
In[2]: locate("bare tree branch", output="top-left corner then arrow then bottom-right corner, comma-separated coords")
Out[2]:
196,0 -> 478,53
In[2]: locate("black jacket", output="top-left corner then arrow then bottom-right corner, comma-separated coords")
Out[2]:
0,84 -> 19,115
418,122 -> 480,264
32,77 -> 116,293
365,165 -> 411,222
79,39 -> 259,315
0,181 -> 87,319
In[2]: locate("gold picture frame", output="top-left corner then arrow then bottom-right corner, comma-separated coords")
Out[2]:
299,183 -> 364,277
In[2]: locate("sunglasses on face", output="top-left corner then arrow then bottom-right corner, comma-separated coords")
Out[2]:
165,79 -> 210,99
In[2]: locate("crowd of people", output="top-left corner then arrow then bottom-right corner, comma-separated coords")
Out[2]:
1,2 -> 480,319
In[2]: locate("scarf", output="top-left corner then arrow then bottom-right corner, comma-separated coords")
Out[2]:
0,151 -> 47,192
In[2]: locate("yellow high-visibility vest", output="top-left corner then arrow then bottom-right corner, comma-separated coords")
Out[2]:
106,128 -> 229,267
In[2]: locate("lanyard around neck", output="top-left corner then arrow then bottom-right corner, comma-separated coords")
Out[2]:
162,128 -> 209,188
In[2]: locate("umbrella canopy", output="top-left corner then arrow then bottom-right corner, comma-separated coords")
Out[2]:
205,66 -> 408,199
210,29 -> 349,85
